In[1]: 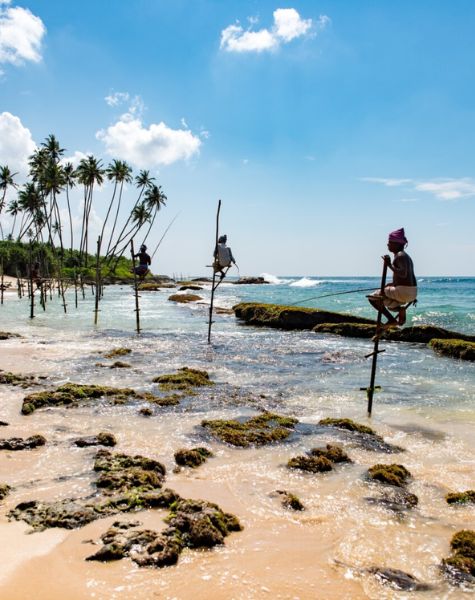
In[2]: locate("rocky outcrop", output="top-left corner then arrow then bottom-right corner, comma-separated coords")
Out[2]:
273,490 -> 305,511
234,277 -> 270,285
0,434 -> 46,450
74,432 -> 117,447
168,293 -> 202,303
319,418 -> 404,453
153,367 -> 213,391
233,302 -> 374,330
429,338 -> 475,361
174,447 -> 213,468
367,464 -> 412,488
0,370 -> 39,388
0,332 -> 21,340
441,530 -> 475,586
287,444 -> 351,474
446,490 -> 475,505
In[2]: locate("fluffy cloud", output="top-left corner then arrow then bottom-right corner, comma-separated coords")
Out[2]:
0,4 -> 46,66
362,176 -> 475,200
220,8 -> 326,53
96,115 -> 201,168
0,111 -> 36,176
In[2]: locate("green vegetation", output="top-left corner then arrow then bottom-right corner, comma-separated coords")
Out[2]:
367,464 -> 412,488
174,447 -> 213,468
168,293 -> 203,303
446,490 -> 475,505
0,370 -> 37,387
103,347 -> 131,359
442,530 -> 475,581
275,490 -> 305,511
319,418 -> 375,435
153,367 -> 213,391
287,455 -> 333,473
429,338 -> 475,361
310,444 -> 352,463
202,412 -> 298,447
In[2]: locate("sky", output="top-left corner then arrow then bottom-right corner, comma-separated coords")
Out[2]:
1,0 -> 475,276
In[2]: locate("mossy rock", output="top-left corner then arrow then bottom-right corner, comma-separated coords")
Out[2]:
429,339 -> 475,362
319,418 -> 375,435
202,412 -> 298,447
287,455 -> 333,473
153,367 -> 213,391
0,483 -> 11,501
275,490 -> 305,511
233,302 -> 374,331
74,432 -> 117,448
441,530 -> 475,585
104,348 -> 131,359
174,447 -> 213,468
310,443 -> 352,463
139,282 -> 175,291
0,370 -> 37,388
168,293 -> 203,303
446,490 -> 475,505
367,464 -> 412,488
318,418 -> 403,453
0,434 -> 46,450
139,407 -> 153,416
365,488 -> 419,512
314,323 -> 376,338
0,332 -> 21,340
179,285 -> 203,291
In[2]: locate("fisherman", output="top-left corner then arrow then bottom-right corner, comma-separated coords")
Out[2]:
133,244 -> 151,279
213,234 -> 235,280
368,228 -> 417,330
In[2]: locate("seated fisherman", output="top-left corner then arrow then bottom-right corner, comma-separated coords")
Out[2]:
133,244 -> 151,279
368,228 -> 417,329
213,234 -> 235,280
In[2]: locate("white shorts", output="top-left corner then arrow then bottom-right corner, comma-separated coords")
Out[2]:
374,285 -> 417,310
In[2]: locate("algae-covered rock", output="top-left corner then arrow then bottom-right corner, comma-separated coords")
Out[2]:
367,464 -> 412,488
74,432 -> 117,448
174,447 -> 213,468
446,490 -> 475,505
139,282 -> 175,291
179,285 -> 203,291
0,370 -> 37,388
441,530 -> 475,586
367,567 -> 433,591
365,488 -> 419,512
153,367 -> 213,391
139,407 -> 153,416
319,418 -> 404,453
0,332 -> 21,340
0,434 -> 46,451
103,348 -> 131,359
234,277 -> 269,285
168,293 -> 202,303
109,361 -> 131,369
202,412 -> 298,447
287,455 -> 333,473
309,444 -> 352,463
233,302 -> 374,331
314,323 -> 376,338
275,490 -> 305,511
429,339 -> 475,362
319,418 -> 375,435
0,483 -> 11,501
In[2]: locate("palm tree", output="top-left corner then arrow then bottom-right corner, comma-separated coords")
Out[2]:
110,202 -> 152,268
141,183 -> 167,245
17,183 -> 43,241
0,165 -> 18,240
6,199 -> 20,239
41,134 -> 65,164
103,159 -> 132,256
75,155 -> 105,265
63,162 -> 76,254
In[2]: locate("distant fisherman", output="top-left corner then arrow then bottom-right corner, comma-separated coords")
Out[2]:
368,228 -> 417,329
133,244 -> 151,279
213,234 -> 235,280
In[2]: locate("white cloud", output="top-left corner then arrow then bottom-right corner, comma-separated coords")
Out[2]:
60,150 -> 90,169
0,4 -> 46,66
104,92 -> 130,107
0,111 -> 36,176
361,177 -> 413,187
220,7 -> 325,53
96,112 -> 201,168
363,175 -> 475,201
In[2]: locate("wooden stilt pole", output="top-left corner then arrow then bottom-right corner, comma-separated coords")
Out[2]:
0,257 -> 4,306
207,200 -> 221,344
29,243 -> 35,319
94,235 -> 101,325
363,262 -> 388,416
74,268 -> 78,308
131,240 -> 141,334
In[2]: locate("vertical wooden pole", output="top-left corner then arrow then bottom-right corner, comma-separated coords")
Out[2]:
207,200 -> 221,344
131,240 -> 141,334
74,268 -> 78,308
0,257 -> 4,306
94,235 -> 101,325
366,262 -> 388,416
29,243 -> 35,319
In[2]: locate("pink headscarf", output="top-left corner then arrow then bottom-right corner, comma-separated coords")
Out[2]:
388,228 -> 408,245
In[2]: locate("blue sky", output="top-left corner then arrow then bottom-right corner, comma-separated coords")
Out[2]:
1,0 -> 474,276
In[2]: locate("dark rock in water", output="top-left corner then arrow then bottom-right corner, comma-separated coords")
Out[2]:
0,332 -> 22,340
139,407 -> 153,417
103,347 -> 131,359
233,302 -> 374,331
441,530 -> 475,586
367,464 -> 412,488
234,277 -> 270,285
429,338 -> 475,362
314,323 -> 376,338
309,443 -> 352,463
319,418 -> 404,453
0,421 -> 9,427
446,490 -> 475,505
0,434 -> 46,451
153,367 -> 213,391
168,293 -> 202,303
202,412 -> 298,447
179,285 -> 203,291
365,487 -> 419,512
287,455 -> 333,473
0,483 -> 11,501
74,432 -> 117,448
108,361 -> 131,369
368,567 -> 434,591
9,498 -> 99,530
274,490 -> 305,511
0,370 -> 38,388
174,447 -> 213,468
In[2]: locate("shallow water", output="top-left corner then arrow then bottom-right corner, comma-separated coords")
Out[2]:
0,279 -> 474,599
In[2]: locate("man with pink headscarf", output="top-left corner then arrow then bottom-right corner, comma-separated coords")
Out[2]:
368,228 -> 417,329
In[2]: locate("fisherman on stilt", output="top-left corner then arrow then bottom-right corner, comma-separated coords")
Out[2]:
368,228 -> 417,334
213,234 -> 236,281
133,244 -> 151,281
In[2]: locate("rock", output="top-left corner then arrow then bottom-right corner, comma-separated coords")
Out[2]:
139,407 -> 153,416
74,432 -> 117,448
0,421 -> 9,427
9,499 -> 99,530
314,323 -> 376,338
233,302 -> 374,330
367,464 -> 412,488
429,338 -> 475,361
0,332 -> 21,340
287,455 -> 333,473
179,285 -> 203,291
103,348 -> 131,359
0,434 -> 46,451
174,447 -> 213,468
109,361 -> 131,369
368,567 -> 433,591
202,412 -> 298,447
153,367 -> 213,391
168,293 -> 202,303
0,483 -> 11,501
274,490 -> 305,511
441,530 -> 475,586
319,418 -> 404,453
0,370 -> 37,388
446,490 -> 475,505
234,277 -> 270,285
309,443 -> 352,463
138,282 -> 175,291
365,487 -> 419,512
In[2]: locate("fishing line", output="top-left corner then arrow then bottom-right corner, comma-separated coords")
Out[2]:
286,286 -> 377,306
151,212 -> 180,259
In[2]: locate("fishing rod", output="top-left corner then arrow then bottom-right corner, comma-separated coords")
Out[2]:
151,212 -> 180,260
286,286 -> 377,307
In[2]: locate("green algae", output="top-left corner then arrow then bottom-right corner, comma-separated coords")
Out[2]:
0,370 -> 37,388
174,447 -> 213,468
103,348 -> 131,359
367,464 -> 412,488
429,339 -> 475,362
168,293 -> 202,303
153,367 -> 213,391
446,490 -> 475,505
310,443 -> 352,463
275,490 -> 305,511
202,412 -> 298,447
287,455 -> 333,473
441,530 -> 475,583
319,418 -> 376,435
314,323 -> 376,338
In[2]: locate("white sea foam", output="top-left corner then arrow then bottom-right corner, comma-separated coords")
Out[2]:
260,273 -> 288,284
289,277 -> 323,288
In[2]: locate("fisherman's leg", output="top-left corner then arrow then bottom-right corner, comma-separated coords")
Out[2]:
368,294 -> 397,326
398,306 -> 407,326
